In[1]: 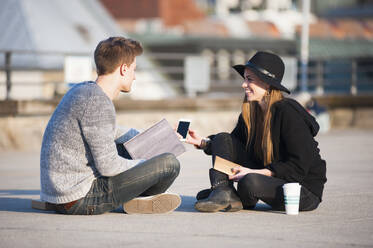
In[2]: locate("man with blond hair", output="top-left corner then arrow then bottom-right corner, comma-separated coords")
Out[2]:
40,37 -> 181,215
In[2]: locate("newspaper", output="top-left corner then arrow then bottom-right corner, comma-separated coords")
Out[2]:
121,119 -> 186,160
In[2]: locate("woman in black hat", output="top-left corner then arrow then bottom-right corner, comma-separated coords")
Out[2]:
186,51 -> 327,212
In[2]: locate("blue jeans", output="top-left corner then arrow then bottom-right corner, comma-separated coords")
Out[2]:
57,153 -> 180,215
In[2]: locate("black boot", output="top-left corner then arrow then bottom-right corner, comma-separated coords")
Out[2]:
196,188 -> 212,200
195,169 -> 243,212
196,169 -> 236,200
196,182 -> 237,200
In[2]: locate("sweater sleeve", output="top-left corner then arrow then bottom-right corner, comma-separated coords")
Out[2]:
80,94 -> 143,177
267,106 -> 318,183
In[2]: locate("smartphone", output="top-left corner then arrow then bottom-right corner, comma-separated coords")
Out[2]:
177,119 -> 191,141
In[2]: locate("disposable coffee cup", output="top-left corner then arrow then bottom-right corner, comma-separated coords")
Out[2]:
282,183 -> 301,215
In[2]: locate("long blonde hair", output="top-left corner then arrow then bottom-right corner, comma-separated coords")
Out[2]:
242,89 -> 283,166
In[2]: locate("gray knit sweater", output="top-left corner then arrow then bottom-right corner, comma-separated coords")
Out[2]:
40,81 -> 143,204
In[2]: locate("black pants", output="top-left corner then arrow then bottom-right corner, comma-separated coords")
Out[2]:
210,132 -> 320,211
57,153 -> 180,215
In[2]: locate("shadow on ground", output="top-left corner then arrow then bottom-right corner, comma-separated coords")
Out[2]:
0,189 -> 51,213
0,191 -> 199,214
176,195 -> 197,212
0,189 -> 40,195
0,190 -> 284,214
176,195 -> 277,213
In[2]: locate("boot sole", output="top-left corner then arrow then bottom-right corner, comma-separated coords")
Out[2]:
195,201 -> 243,213
123,193 -> 181,214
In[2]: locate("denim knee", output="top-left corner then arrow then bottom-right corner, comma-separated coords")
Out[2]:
158,153 -> 180,177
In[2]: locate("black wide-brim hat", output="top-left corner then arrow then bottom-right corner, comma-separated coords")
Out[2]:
233,51 -> 290,94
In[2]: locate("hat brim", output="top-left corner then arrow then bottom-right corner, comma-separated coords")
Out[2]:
232,64 -> 290,94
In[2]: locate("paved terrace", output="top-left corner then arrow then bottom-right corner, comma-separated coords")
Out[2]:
0,129 -> 372,247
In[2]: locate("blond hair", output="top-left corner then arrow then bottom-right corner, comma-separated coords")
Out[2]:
241,89 -> 283,166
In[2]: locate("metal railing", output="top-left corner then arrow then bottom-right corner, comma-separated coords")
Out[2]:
1,49 -> 373,100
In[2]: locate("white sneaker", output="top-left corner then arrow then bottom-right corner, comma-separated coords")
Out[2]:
123,193 -> 181,214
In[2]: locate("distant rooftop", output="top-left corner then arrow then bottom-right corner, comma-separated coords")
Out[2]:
0,0 -> 177,99
0,0 -> 126,69
99,0 -> 373,60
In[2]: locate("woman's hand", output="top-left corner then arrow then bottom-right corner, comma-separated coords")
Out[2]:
173,123 -> 203,147
185,129 -> 203,147
229,167 -> 253,182
229,167 -> 274,182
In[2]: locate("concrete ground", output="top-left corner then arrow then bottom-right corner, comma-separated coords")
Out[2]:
0,129 -> 372,247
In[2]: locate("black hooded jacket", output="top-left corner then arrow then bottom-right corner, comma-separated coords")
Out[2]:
230,98 -> 327,201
